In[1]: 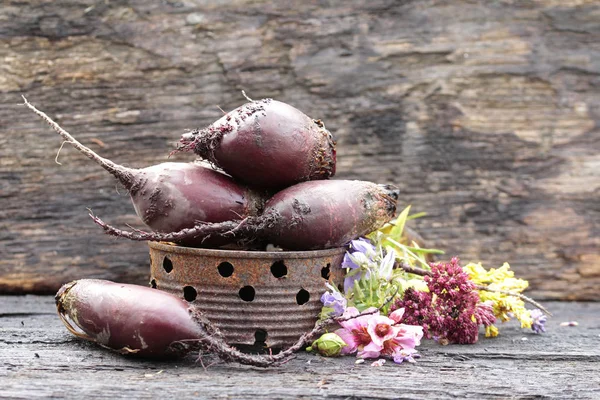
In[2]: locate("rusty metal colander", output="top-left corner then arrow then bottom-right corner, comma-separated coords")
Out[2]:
149,242 -> 345,349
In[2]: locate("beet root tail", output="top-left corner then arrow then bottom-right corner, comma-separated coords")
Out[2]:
22,96 -> 136,188
89,211 -> 247,243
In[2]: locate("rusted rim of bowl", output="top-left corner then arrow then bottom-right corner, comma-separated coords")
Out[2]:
148,241 -> 347,259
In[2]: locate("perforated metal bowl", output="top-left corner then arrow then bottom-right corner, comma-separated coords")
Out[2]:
148,242 -> 345,349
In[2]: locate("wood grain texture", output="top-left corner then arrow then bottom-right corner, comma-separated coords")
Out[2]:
1,0 -> 599,298
1,296 -> 599,399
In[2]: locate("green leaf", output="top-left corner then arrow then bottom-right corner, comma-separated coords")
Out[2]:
406,211 -> 427,220
372,205 -> 411,247
386,237 -> 432,268
401,245 -> 445,255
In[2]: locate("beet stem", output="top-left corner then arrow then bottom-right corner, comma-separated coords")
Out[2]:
55,282 -> 96,342
22,96 -> 135,188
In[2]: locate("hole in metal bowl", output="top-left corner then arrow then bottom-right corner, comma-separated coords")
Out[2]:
254,329 -> 268,347
270,260 -> 287,278
183,285 -> 197,302
163,256 -> 173,273
239,286 -> 255,302
321,263 -> 331,280
296,288 -> 310,305
217,261 -> 234,277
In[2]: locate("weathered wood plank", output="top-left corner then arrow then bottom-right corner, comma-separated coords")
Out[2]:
1,0 -> 599,298
1,297 -> 599,399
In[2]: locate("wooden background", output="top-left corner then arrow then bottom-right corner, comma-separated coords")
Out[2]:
1,0 -> 598,299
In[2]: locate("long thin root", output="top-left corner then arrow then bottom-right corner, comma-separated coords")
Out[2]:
89,212 -> 249,242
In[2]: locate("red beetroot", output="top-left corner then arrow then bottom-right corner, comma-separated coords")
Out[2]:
91,180 -> 399,250
177,99 -> 336,189
56,279 -> 205,357
56,279 -> 338,365
23,98 -> 264,243
125,162 -> 262,234
261,180 -> 399,249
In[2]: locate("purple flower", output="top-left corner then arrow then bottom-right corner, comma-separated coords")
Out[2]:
341,254 -> 360,291
320,283 -> 347,317
342,239 -> 377,291
343,261 -> 370,292
341,252 -> 360,270
379,249 -> 396,280
530,309 -> 547,334
350,238 -> 376,256
392,349 -> 420,364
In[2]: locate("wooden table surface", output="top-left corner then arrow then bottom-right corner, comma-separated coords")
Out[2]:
1,296 -> 599,399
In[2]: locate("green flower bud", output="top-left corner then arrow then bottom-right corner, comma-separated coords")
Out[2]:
306,333 -> 346,357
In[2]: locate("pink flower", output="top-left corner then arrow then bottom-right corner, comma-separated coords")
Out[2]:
358,341 -> 383,359
334,307 -> 376,355
367,315 -> 399,347
380,311 -> 423,363
388,308 -> 423,348
389,308 -> 405,324
334,307 -> 423,363
393,324 -> 423,349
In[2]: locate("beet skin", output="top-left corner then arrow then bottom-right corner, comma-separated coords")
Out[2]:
262,180 -> 399,249
178,99 -> 336,189
92,180 -> 399,251
56,279 -> 204,358
128,162 -> 263,234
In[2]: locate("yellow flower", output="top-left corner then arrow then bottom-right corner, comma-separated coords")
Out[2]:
404,278 -> 429,293
464,262 -> 532,329
464,262 -> 528,290
485,325 -> 499,338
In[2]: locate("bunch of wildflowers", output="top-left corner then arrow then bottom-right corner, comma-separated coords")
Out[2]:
341,239 -> 401,314
309,306 -> 423,364
392,257 -> 496,344
315,206 -> 547,364
341,206 -> 442,314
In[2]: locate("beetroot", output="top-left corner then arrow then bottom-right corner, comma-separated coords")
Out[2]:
56,279 -> 205,357
91,180 -> 399,250
261,180 -> 398,249
23,98 -> 264,242
56,279 -> 338,365
177,99 -> 336,189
